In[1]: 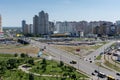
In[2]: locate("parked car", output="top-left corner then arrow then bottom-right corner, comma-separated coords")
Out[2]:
70,60 -> 77,64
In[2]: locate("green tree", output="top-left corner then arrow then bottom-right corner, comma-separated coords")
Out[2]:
59,61 -> 64,67
0,61 -> 7,74
28,59 -> 34,65
41,64 -> 47,72
14,53 -> 18,57
20,53 -> 26,58
61,78 -> 66,80
29,73 -> 34,80
20,53 -> 28,58
67,66 -> 76,72
42,58 -> 47,65
71,73 -> 76,79
7,59 -> 17,69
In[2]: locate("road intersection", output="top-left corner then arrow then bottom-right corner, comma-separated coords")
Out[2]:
31,40 -> 119,80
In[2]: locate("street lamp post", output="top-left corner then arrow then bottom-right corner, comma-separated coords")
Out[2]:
97,61 -> 102,80
78,58 -> 79,70
60,54 -> 62,61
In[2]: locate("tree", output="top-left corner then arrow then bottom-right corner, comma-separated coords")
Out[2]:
67,66 -> 76,72
59,61 -> 64,67
14,53 -> 18,57
20,53 -> 28,58
7,59 -> 17,69
42,58 -> 47,65
71,73 -> 76,79
20,53 -> 26,58
61,78 -> 66,80
28,59 -> 34,65
41,64 -> 47,72
0,61 -> 7,74
29,73 -> 34,80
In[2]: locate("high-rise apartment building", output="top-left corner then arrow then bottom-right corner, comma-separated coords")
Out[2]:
33,11 -> 49,35
0,14 -> 2,32
33,15 -> 39,34
22,20 -> 33,34
22,20 -> 26,34
55,21 -> 76,35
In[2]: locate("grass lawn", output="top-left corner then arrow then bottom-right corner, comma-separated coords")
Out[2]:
104,57 -> 120,72
0,54 -> 14,57
104,61 -> 120,72
96,55 -> 102,60
53,41 -> 105,56
30,60 -> 88,79
0,53 -> 88,80
2,70 -> 63,80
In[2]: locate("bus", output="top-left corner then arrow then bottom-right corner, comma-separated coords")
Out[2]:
107,76 -> 115,80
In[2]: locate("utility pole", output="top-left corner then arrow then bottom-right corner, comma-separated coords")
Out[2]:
78,58 -> 79,69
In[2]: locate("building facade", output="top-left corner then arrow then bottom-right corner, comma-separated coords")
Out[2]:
38,11 -> 49,35
33,11 -> 49,35
0,15 -> 2,32
55,21 -> 76,36
22,20 -> 33,34
33,15 -> 39,34
22,20 -> 26,34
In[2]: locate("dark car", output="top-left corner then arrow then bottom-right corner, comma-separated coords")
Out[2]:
90,61 -> 92,63
44,46 -> 46,49
94,70 -> 98,73
70,60 -> 77,64
91,73 -> 95,76
116,73 -> 120,76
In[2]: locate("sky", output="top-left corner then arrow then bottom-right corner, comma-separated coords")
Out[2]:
0,0 -> 120,27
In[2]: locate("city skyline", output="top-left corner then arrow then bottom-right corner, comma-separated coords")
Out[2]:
1,0 -> 120,27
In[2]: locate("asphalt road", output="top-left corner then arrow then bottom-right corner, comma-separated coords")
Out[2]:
31,40 -> 118,80
85,41 -> 115,62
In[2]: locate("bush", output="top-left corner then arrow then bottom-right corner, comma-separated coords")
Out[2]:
14,53 -> 18,57
59,61 -> 64,67
28,59 -> 34,65
20,53 -> 28,58
42,58 -> 47,65
29,73 -> 34,80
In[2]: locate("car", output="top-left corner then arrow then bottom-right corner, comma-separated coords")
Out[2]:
107,52 -> 112,55
116,73 -> 120,76
90,61 -> 92,63
70,60 -> 77,64
91,72 -> 95,76
44,46 -> 46,49
94,70 -> 98,73
89,58 -> 91,60
97,72 -> 106,78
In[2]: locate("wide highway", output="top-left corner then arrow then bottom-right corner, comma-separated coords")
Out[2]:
31,40 -> 118,80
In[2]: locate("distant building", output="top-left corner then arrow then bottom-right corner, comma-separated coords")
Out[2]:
116,20 -> 120,25
22,20 -> 33,34
33,11 -> 49,35
75,21 -> 88,36
114,51 -> 120,61
55,21 -> 76,36
49,21 -> 55,34
22,20 -> 26,34
33,15 -> 39,34
0,15 -> 3,37
115,21 -> 120,35
0,14 -> 3,32
93,21 -> 114,36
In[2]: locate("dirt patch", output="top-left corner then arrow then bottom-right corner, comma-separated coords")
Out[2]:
0,44 -> 39,54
